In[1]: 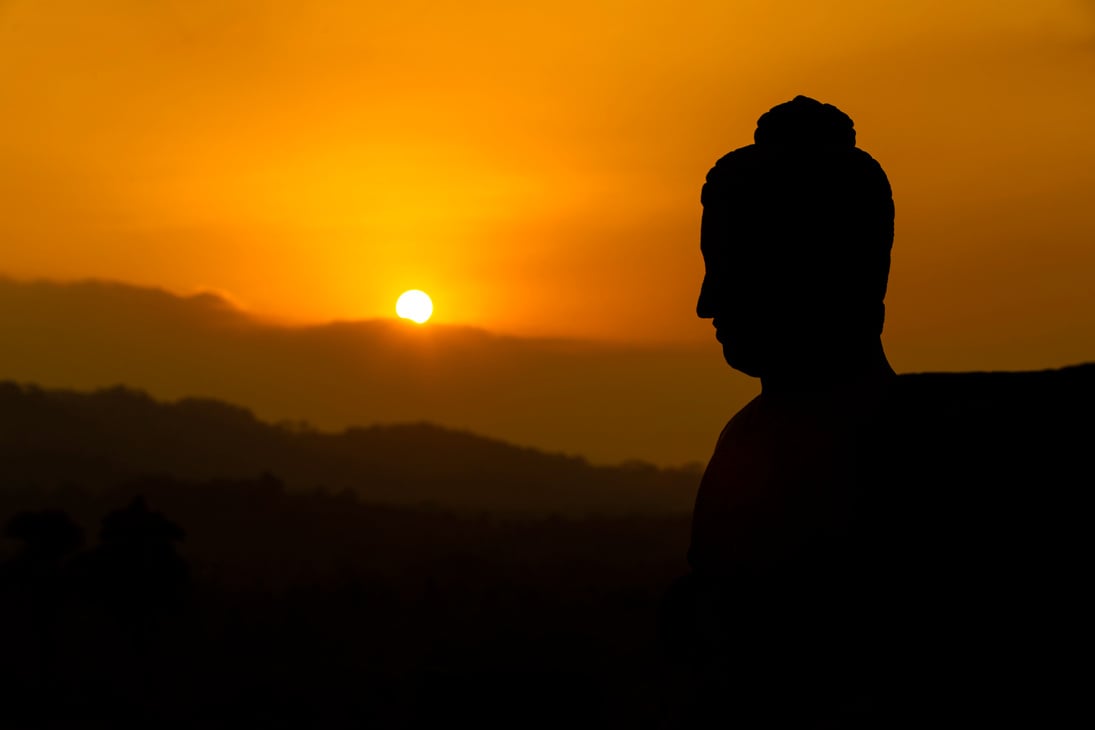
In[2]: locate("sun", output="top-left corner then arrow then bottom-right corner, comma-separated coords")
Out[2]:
395,289 -> 433,324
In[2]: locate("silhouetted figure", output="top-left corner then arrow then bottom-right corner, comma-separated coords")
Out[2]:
660,96 -> 1095,728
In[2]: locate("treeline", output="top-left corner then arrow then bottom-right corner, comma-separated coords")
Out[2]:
0,475 -> 692,729
0,381 -> 701,515
0,381 -> 700,726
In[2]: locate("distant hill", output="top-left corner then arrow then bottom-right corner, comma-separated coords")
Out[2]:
0,276 -> 751,466
0,381 -> 700,514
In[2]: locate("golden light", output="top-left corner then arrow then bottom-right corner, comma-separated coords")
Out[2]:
395,289 -> 433,324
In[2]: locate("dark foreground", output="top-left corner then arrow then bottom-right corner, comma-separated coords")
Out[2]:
0,476 -> 691,729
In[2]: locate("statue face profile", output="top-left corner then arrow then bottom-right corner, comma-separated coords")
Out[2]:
696,208 -> 794,378
700,223 -> 770,376
696,96 -> 895,379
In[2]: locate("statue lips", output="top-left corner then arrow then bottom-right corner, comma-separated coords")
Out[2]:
713,319 -> 727,343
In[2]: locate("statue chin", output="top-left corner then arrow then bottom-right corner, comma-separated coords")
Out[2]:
721,341 -> 765,378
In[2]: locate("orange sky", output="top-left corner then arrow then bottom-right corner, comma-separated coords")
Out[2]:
2,0 -> 1094,369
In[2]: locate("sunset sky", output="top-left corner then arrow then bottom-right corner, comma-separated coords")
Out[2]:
2,0 -> 1094,369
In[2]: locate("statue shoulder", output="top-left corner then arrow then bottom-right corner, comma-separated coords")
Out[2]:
715,395 -> 765,442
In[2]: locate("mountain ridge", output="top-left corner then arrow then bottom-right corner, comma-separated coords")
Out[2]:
0,275 -> 749,466
0,379 -> 701,515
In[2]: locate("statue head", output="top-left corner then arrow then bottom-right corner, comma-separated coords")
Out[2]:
697,96 -> 895,378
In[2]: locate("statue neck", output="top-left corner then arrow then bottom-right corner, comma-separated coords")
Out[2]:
760,338 -> 895,396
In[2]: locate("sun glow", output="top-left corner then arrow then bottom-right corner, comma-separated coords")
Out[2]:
395,290 -> 433,324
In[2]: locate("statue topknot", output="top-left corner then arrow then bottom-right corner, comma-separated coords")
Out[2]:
753,95 -> 856,149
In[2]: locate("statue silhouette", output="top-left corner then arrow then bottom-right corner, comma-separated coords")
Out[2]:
660,96 -> 1095,728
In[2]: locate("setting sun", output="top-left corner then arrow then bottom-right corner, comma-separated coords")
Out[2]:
396,290 -> 433,324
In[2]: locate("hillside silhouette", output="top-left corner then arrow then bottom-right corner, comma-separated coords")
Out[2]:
0,276 -> 743,467
0,473 -> 692,728
0,431 -> 694,729
0,292 -> 711,726
0,380 -> 699,515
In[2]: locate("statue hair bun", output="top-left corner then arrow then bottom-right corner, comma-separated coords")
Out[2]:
753,95 -> 856,149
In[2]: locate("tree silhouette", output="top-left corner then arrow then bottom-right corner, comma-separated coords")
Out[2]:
1,509 -> 85,724
5,509 -> 84,561
87,496 -> 188,621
